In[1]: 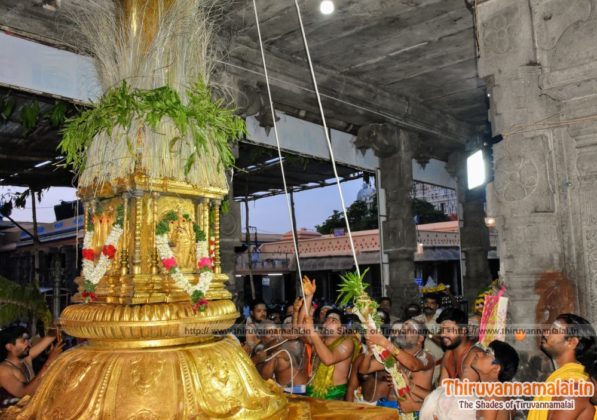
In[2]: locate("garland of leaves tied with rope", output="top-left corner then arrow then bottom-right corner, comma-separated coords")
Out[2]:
337,269 -> 415,420
59,79 -> 245,174
155,211 -> 213,312
81,205 -> 124,302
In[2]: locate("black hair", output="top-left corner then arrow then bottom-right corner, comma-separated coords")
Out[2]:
344,314 -> 363,335
313,305 -> 322,323
249,299 -> 267,312
377,308 -> 391,325
437,307 -> 468,326
489,340 -> 519,382
0,326 -> 29,362
325,308 -> 348,326
379,297 -> 392,306
556,313 -> 596,367
586,356 -> 597,380
423,294 -> 441,305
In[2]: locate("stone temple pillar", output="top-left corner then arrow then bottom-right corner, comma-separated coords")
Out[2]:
356,123 -> 419,318
476,0 -> 597,379
447,151 -> 492,309
220,196 -> 242,311
220,146 -> 243,311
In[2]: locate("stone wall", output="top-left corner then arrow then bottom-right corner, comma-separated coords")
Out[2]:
477,0 -> 597,377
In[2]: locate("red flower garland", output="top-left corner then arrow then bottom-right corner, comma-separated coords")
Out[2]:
192,298 -> 209,312
162,257 -> 177,271
82,249 -> 95,261
102,244 -> 116,259
81,291 -> 97,302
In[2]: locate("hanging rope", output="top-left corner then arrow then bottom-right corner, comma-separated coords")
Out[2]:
292,0 -> 361,277
251,0 -> 307,314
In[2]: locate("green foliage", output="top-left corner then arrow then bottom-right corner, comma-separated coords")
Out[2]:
19,101 -> 41,133
193,223 -> 206,242
46,101 -> 67,128
336,268 -> 371,307
191,290 -> 204,303
0,94 -> 15,122
316,199 -> 378,234
316,194 -> 450,234
0,276 -> 52,329
156,210 -> 206,242
221,198 -> 230,215
59,79 -> 245,174
114,205 -> 124,226
156,210 -> 178,235
0,189 -> 42,218
83,280 -> 95,292
413,198 -> 450,224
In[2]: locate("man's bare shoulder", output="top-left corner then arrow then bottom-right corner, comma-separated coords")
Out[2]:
0,364 -> 10,376
0,364 -> 19,382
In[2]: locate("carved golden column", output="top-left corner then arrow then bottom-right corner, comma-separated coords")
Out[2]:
213,199 -> 222,274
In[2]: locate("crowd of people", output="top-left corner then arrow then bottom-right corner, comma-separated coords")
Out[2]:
238,279 -> 597,419
1,280 -> 596,419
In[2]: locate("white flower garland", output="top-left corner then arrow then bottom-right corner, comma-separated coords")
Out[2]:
155,234 -> 213,297
82,224 -> 124,286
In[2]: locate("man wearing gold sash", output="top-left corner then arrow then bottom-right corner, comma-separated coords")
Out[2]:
297,278 -> 359,400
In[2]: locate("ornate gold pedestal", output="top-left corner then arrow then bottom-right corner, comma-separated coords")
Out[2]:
1,172 -> 288,418
9,337 -> 287,419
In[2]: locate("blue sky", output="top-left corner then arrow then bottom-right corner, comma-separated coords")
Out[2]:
1,179 -> 366,233
240,179 -> 364,233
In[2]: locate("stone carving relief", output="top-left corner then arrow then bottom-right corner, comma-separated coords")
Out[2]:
569,121 -> 597,178
492,135 -> 555,212
494,156 -> 538,202
482,6 -> 518,55
220,201 -> 241,239
581,212 -> 597,320
531,0 -> 591,50
550,2 -> 597,71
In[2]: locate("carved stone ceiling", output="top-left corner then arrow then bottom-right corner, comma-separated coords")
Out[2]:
0,0 -> 488,188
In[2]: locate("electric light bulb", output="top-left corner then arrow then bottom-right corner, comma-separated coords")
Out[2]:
320,0 -> 335,15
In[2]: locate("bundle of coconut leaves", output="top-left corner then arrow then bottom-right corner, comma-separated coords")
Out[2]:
337,268 -> 382,327
337,269 -> 413,409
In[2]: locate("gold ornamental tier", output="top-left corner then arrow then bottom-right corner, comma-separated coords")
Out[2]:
1,0 -> 289,417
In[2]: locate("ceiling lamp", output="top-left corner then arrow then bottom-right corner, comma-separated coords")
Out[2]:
320,1 -> 335,15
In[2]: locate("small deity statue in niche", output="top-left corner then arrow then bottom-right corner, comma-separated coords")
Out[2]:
168,212 -> 195,270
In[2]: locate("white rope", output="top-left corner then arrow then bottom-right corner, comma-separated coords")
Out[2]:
292,0 -> 360,276
251,0 -> 307,314
264,348 -> 295,393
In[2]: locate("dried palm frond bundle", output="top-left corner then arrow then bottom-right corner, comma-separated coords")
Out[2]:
60,0 -> 243,190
